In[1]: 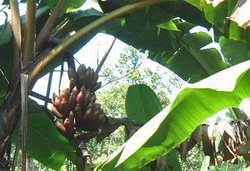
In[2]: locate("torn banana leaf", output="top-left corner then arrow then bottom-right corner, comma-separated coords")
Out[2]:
95,60 -> 250,171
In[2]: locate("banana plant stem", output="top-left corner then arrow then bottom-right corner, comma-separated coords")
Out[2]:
23,0 -> 36,66
9,0 -> 22,50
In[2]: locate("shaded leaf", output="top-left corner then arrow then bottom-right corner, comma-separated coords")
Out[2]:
13,101 -> 76,170
227,21 -> 249,43
184,0 -> 202,10
150,32 -> 227,82
219,36 -> 249,65
202,1 -> 229,33
101,1 -> 209,57
165,150 -> 182,171
180,32 -> 227,75
237,140 -> 250,157
125,84 -> 162,124
0,6 -> 49,46
202,125 -> 216,165
185,0 -> 249,45
0,6 -> 50,93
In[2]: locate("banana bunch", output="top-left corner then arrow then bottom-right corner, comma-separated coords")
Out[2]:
51,64 -> 107,141
69,64 -> 101,93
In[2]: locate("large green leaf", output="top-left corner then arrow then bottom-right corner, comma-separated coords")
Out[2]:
13,101 -> 76,170
125,84 -> 162,124
166,150 -> 182,171
149,32 -> 227,82
185,0 -> 249,44
0,6 -> 49,46
0,42 -> 13,96
101,7 -> 178,54
219,36 -> 250,65
202,1 -> 232,33
99,1 -> 249,78
60,8 -> 102,54
96,60 -> 250,170
98,1 -> 237,83
100,1 -> 209,56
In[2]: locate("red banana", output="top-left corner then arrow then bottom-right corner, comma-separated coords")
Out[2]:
61,98 -> 69,118
52,106 -> 64,119
55,121 -> 67,137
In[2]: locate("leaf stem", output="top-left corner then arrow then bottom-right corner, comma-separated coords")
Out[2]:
36,0 -> 65,52
20,74 -> 29,171
23,0 -> 36,66
96,38 -> 116,74
28,0 -> 165,87
9,0 -> 22,85
9,0 -> 22,50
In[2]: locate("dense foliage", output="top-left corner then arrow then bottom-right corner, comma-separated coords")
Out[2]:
0,0 -> 249,170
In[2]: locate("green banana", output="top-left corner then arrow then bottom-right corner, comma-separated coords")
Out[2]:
87,68 -> 94,88
77,64 -> 86,78
68,66 -> 77,81
91,82 -> 101,92
84,67 -> 91,88
68,93 -> 77,111
69,78 -> 77,90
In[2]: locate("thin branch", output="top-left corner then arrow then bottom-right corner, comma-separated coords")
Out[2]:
108,117 -> 142,129
77,142 -> 91,171
36,0 -> 65,52
52,17 -> 71,38
28,90 -> 52,103
20,74 -> 29,171
45,71 -> 53,107
23,0 -> 36,66
58,61 -> 64,93
97,116 -> 143,142
101,62 -> 142,88
95,38 -> 116,74
27,0 -> 165,87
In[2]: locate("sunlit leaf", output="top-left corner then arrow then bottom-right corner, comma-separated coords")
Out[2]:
97,60 -> 250,170
157,20 -> 179,31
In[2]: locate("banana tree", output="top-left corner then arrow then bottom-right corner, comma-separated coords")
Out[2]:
0,0 -> 249,170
